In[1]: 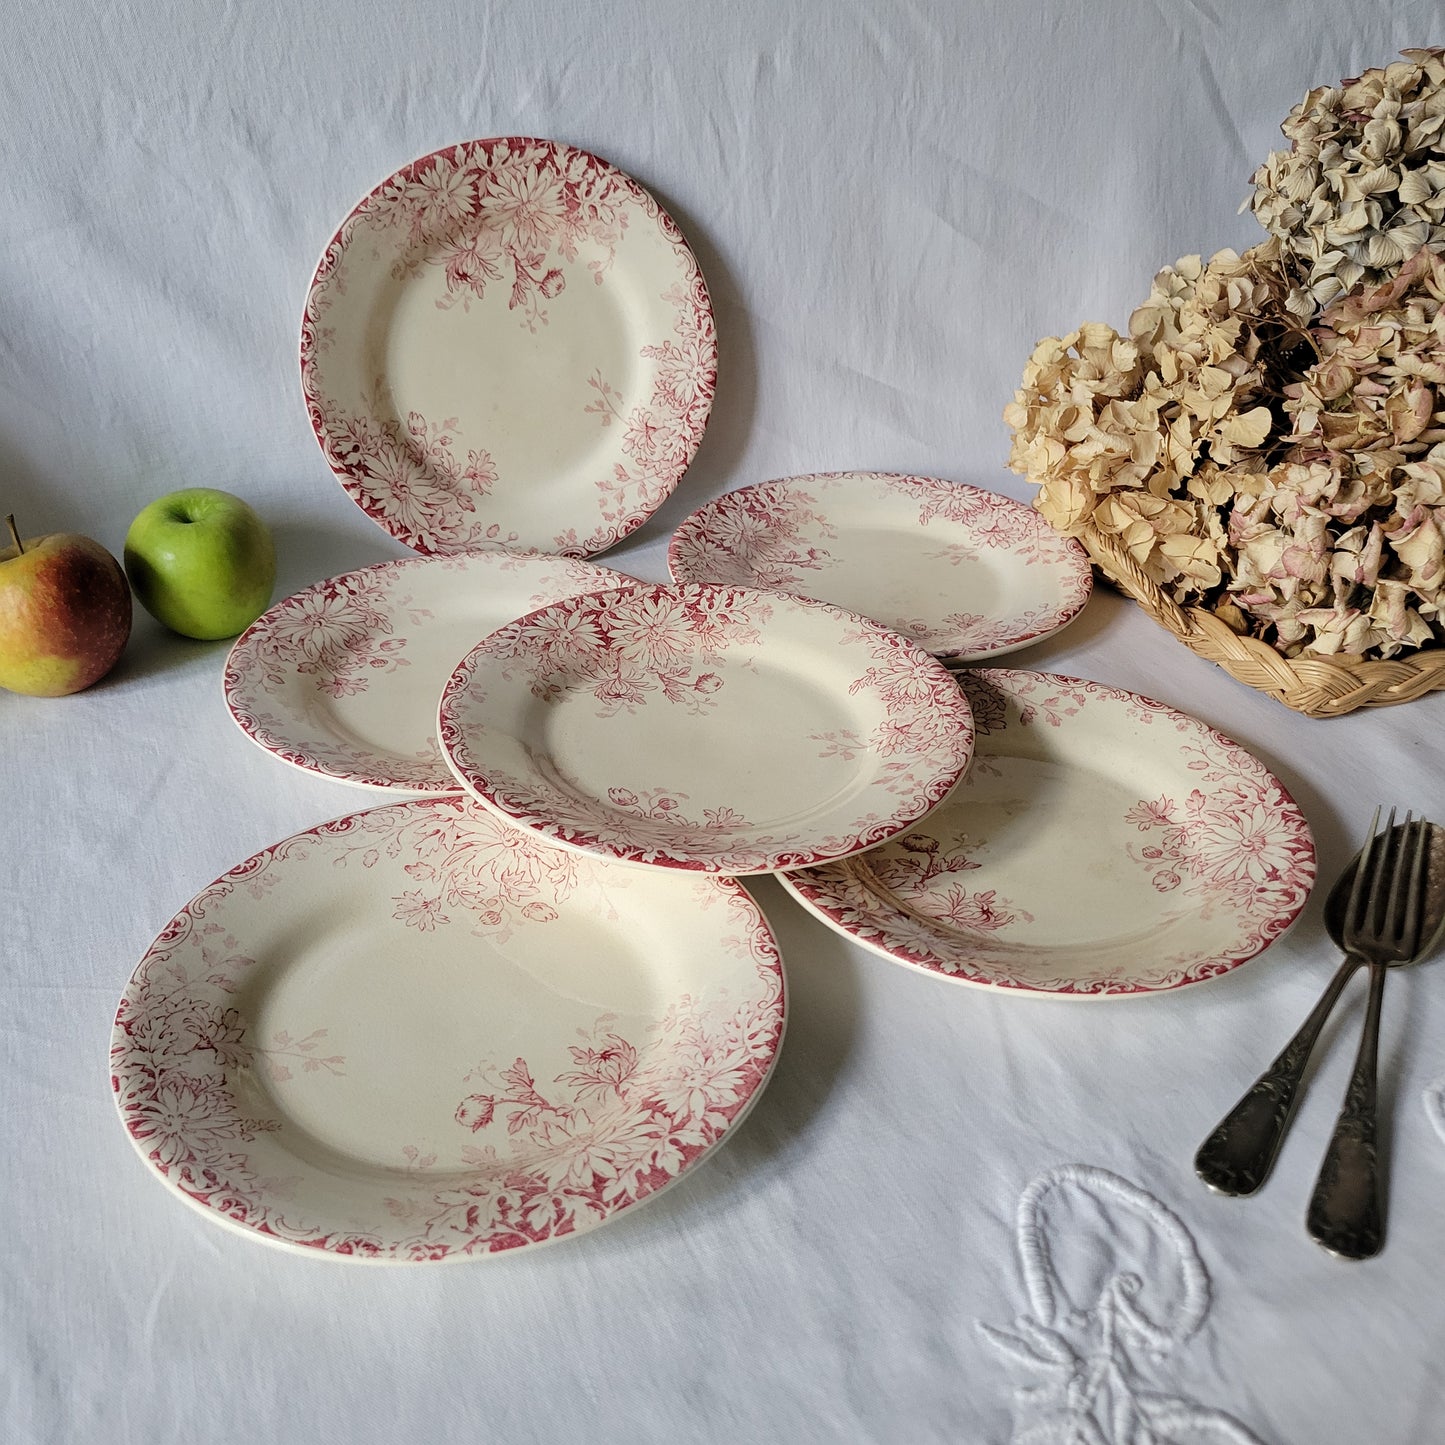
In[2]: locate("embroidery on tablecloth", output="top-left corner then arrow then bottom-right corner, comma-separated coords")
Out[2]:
978,1164 -> 1263,1444
1423,1079 -> 1445,1144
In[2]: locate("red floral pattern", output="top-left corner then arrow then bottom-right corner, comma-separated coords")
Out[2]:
231,566 -> 420,698
940,599 -> 1091,657
224,552 -> 631,791
301,137 -> 716,557
854,830 -> 1035,934
484,585 -> 764,718
110,797 -> 784,1260
420,996 -> 778,1240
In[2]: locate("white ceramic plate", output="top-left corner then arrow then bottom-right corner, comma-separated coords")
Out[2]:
224,551 -> 633,792
301,137 -> 716,557
668,473 -> 1092,660
110,796 -> 785,1262
779,669 -> 1315,996
438,583 -> 976,874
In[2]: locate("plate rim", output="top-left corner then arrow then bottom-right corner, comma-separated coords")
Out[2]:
778,666 -> 1317,998
109,795 -> 788,1262
222,549 -> 635,793
299,135 -> 718,559
666,471 -> 1093,661
437,580 -> 977,874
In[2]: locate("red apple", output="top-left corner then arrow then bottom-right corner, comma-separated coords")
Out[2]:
0,515 -> 133,696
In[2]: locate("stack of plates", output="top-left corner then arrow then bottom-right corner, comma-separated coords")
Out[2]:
110,138 -> 1315,1262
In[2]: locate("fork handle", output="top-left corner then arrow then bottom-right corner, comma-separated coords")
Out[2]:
1306,959 -> 1387,1260
1194,953 -> 1363,1196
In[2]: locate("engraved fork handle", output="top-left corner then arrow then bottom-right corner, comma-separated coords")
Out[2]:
1306,959 -> 1387,1260
1194,953 -> 1363,1196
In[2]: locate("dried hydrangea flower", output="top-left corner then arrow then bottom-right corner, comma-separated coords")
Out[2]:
1215,249 -> 1445,655
1284,247 -> 1445,464
1221,440 -> 1445,659
1005,242 -> 1295,602
1004,322 -> 1146,535
1250,48 -> 1445,314
1009,71 -> 1445,665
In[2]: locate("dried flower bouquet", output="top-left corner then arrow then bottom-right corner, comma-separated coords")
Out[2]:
1005,49 -> 1445,710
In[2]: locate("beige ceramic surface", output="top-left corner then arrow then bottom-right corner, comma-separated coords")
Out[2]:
301,138 -> 716,558
438,583 -> 976,874
667,473 -> 1092,660
110,796 -> 785,1261
779,668 -> 1316,995
224,551 -> 634,791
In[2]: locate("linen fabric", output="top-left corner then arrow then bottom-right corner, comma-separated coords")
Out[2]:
5,3 -> 1445,1442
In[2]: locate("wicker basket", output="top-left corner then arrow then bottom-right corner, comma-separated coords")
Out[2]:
1078,526 -> 1445,718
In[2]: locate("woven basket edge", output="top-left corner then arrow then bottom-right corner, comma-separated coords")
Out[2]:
1074,524 -> 1445,717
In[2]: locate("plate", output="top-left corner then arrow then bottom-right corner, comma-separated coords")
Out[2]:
224,551 -> 633,792
667,473 -> 1092,660
437,582 -> 975,874
778,669 -> 1315,996
301,137 -> 716,558
110,796 -> 785,1262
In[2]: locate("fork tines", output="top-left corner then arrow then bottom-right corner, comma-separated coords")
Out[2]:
1347,809 -> 1433,959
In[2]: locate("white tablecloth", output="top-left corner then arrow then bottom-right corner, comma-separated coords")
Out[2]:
6,4 -> 1445,1441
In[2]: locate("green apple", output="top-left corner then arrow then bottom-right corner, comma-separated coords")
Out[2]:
124,488 -> 276,640
0,514 -> 133,696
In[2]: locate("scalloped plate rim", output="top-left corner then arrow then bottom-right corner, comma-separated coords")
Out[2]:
666,472 -> 1093,661
110,796 -> 787,1261
222,550 -> 636,793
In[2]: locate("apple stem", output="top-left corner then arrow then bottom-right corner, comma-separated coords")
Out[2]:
4,515 -> 21,556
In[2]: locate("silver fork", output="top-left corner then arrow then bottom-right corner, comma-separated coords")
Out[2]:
1305,808 -> 1432,1261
